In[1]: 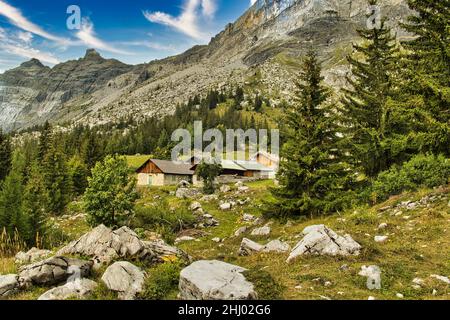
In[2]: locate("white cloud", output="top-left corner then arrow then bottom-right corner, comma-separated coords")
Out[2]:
75,18 -> 131,55
1,43 -> 59,64
17,31 -> 33,44
143,0 -> 218,40
0,0 -> 68,44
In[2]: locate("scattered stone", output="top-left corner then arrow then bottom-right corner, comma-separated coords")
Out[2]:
15,248 -> 52,265
374,235 -> 388,243
175,236 -> 196,244
19,256 -> 92,288
358,265 -> 382,290
432,289 -> 438,296
378,206 -> 392,212
190,202 -> 202,211
101,261 -> 145,300
220,185 -> 231,193
287,225 -> 361,263
178,180 -> 191,188
368,296 -> 376,300
142,240 -> 191,263
212,237 -> 222,243
0,274 -> 19,297
235,181 -> 244,188
412,285 -> 422,290
378,223 -> 388,230
38,279 -> 97,300
430,275 -> 450,284
239,238 -> 264,256
324,281 -> 332,287
220,202 -> 232,210
251,225 -> 271,237
238,186 -> 250,192
234,226 -> 248,237
200,194 -> 219,202
243,214 -> 255,222
412,278 -> 424,285
179,260 -> 257,300
262,240 -> 290,253
252,217 -> 265,226
396,293 -> 404,299
176,188 -> 199,199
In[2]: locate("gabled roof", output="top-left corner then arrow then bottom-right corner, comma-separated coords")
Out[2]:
234,160 -> 273,172
137,159 -> 194,175
251,151 -> 280,163
221,160 -> 246,171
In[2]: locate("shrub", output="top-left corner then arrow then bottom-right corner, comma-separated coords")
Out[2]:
139,262 -> 183,300
131,201 -> 196,243
370,154 -> 449,202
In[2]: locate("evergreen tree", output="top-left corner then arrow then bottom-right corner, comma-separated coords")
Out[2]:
83,155 -> 138,227
22,163 -> 49,245
0,169 -> 27,238
42,145 -> 71,215
268,51 -> 354,219
340,2 -> 400,178
38,121 -> 52,161
81,131 -> 102,170
67,155 -> 89,196
0,129 -> 12,183
396,0 -> 450,155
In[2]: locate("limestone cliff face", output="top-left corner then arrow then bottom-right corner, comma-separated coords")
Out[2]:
0,1 -> 410,131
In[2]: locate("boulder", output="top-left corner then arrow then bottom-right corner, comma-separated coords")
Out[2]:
142,240 -> 191,263
263,240 -> 291,253
251,225 -> 271,236
15,248 -> 52,265
239,238 -> 290,256
287,225 -> 361,263
38,279 -> 98,300
19,256 -> 92,288
234,226 -> 248,237
220,203 -> 232,211
176,188 -> 199,199
243,214 -> 255,222
179,260 -> 257,300
0,274 -> 19,297
190,202 -> 202,212
101,261 -> 145,300
239,238 -> 264,256
359,265 -> 382,290
220,185 -> 231,193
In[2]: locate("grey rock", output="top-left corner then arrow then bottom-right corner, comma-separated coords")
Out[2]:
430,275 -> 450,285
359,265 -> 382,290
234,226 -> 248,237
251,225 -> 271,236
239,238 -> 264,256
101,261 -> 145,300
374,235 -> 388,243
262,239 -> 290,253
220,185 -> 231,193
243,214 -> 255,222
220,202 -> 232,210
142,240 -> 191,263
38,279 -> 98,300
190,201 -> 202,211
19,256 -> 92,287
0,274 -> 19,297
179,260 -> 257,300
15,247 -> 52,265
176,188 -> 200,199
287,225 -> 361,263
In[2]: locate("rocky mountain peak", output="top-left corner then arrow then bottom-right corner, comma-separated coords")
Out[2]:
20,58 -> 45,69
83,49 -> 103,61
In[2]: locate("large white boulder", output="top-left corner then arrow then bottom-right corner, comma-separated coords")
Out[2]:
38,279 -> 98,300
287,225 -> 361,263
0,274 -> 19,297
179,260 -> 257,300
18,256 -> 93,288
101,261 -> 145,300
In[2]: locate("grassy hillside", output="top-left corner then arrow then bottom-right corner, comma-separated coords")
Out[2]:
2,180 -> 448,300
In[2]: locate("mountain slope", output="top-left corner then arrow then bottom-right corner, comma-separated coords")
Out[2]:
0,0 -> 411,131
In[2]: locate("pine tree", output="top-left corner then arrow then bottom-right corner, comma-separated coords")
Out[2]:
0,129 -> 12,182
0,169 -> 27,238
22,163 -> 49,245
38,121 -> 52,161
81,131 -> 102,170
67,155 -> 89,196
396,0 -> 450,155
340,2 -> 400,178
268,51 -> 354,219
42,145 -> 71,215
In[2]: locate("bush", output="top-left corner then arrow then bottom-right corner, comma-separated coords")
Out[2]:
139,262 -> 183,300
131,201 -> 196,243
370,154 -> 449,202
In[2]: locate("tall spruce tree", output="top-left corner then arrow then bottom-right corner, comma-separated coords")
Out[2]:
340,1 -> 400,178
0,129 -> 12,183
0,169 -> 27,238
269,51 -> 354,219
396,0 -> 450,155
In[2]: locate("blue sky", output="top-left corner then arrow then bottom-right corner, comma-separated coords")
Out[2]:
0,0 -> 255,72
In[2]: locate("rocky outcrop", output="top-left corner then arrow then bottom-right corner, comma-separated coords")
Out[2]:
57,225 -> 189,269
38,279 -> 98,300
179,260 -> 257,300
287,225 -> 361,263
18,256 -> 92,287
0,274 -> 19,297
15,248 -> 52,265
101,261 -> 145,300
